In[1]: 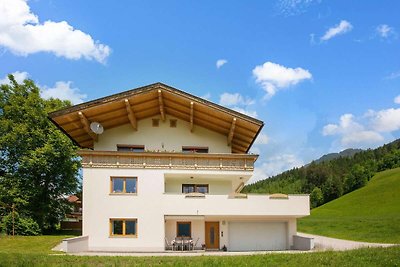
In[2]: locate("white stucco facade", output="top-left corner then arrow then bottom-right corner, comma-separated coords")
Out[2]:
94,115 -> 231,153
83,167 -> 308,251
80,115 -> 310,252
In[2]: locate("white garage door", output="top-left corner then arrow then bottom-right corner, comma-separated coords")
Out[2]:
228,222 -> 287,251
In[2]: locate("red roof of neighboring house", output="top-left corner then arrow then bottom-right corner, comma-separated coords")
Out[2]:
67,195 -> 79,203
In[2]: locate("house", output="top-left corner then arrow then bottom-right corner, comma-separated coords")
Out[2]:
49,83 -> 309,252
60,195 -> 82,232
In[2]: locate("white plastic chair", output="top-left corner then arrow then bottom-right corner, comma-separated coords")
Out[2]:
192,237 -> 200,250
164,237 -> 176,251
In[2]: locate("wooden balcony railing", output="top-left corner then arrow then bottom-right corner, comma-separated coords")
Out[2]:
78,150 -> 257,171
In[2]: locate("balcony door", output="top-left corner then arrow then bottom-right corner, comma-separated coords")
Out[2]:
205,222 -> 219,249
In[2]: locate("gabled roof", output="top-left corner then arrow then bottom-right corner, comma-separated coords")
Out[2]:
48,83 -> 264,154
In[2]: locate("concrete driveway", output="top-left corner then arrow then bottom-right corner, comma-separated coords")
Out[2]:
297,232 -> 397,251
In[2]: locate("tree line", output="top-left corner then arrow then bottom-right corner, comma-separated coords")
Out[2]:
243,139 -> 400,208
0,75 -> 80,235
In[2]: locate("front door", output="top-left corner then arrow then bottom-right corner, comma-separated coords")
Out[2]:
205,221 -> 219,249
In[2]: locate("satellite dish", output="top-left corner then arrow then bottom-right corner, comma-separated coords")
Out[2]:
90,122 -> 104,134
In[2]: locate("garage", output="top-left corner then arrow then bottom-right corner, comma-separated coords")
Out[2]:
228,221 -> 287,251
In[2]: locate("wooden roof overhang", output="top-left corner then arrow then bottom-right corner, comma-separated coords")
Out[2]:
48,83 -> 264,154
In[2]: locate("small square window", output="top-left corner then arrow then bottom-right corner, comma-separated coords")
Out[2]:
170,119 -> 177,128
152,119 -> 159,127
110,219 -> 137,237
111,177 -> 137,194
177,222 -> 191,237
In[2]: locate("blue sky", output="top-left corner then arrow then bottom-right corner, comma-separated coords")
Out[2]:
1,0 -> 399,183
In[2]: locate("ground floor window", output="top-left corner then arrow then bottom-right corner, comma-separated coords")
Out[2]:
177,222 -> 191,237
110,219 -> 137,237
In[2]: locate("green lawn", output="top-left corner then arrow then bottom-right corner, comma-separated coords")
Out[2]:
0,247 -> 399,266
299,168 -> 400,243
0,232 -> 399,266
0,234 -> 72,254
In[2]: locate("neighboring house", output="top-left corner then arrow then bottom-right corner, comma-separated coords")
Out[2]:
60,195 -> 82,231
49,83 -> 309,252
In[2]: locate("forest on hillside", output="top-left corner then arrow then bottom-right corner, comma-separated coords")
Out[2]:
243,139 -> 400,208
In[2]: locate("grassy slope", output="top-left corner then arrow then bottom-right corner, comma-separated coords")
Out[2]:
298,168 -> 400,243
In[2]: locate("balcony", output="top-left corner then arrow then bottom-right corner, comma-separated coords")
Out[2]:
160,194 -> 310,217
79,150 -> 257,171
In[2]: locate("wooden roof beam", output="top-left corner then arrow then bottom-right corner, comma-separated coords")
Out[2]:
124,99 -> 137,131
158,90 -> 166,121
78,112 -> 98,142
190,101 -> 194,132
228,117 -> 236,146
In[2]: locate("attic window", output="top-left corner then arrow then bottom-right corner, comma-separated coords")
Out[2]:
170,119 -> 177,128
152,119 -> 159,127
117,145 -> 145,152
182,146 -> 209,153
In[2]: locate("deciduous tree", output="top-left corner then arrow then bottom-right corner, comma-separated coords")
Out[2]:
0,75 -> 80,233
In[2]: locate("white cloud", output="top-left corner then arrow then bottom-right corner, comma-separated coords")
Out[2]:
254,133 -> 269,145
216,59 -> 228,69
0,71 -> 29,85
322,106 -> 400,149
41,81 -> 87,104
232,107 -> 258,118
376,24 -> 396,38
252,61 -> 312,98
322,114 -> 384,147
322,114 -> 362,136
219,92 -> 254,106
1,70 -> 87,104
321,20 -> 353,41
201,92 -> 211,100
249,154 -> 304,184
341,131 -> 383,146
368,108 -> 400,133
0,0 -> 110,63
394,95 -> 400,104
219,92 -> 257,117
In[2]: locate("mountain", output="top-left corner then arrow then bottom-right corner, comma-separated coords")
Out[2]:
314,148 -> 363,164
298,168 -> 400,243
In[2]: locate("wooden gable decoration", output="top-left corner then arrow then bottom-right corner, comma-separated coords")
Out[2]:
48,83 -> 264,154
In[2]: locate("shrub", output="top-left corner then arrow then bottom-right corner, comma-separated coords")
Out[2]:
2,212 -> 41,236
310,187 -> 324,208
